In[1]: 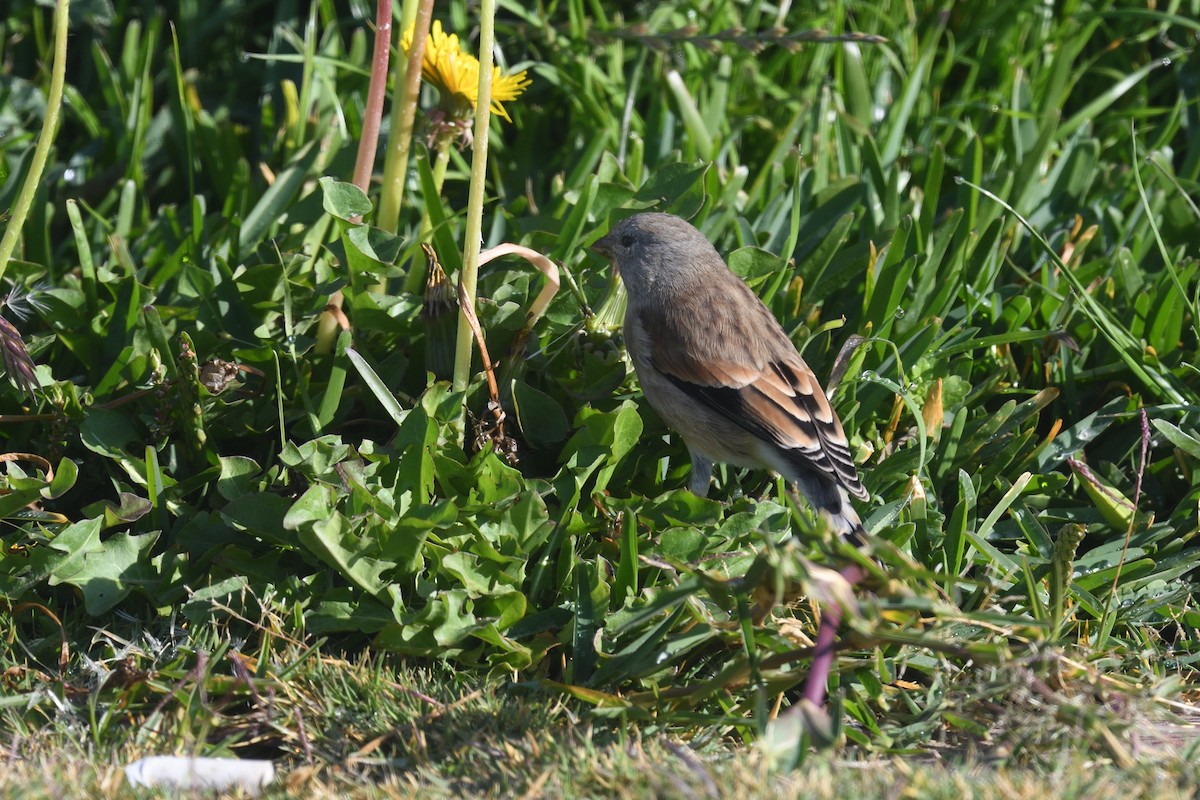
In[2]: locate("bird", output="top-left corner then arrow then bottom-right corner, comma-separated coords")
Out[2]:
592,211 -> 869,710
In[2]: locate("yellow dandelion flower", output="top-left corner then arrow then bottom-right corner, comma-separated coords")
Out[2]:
401,20 -> 531,123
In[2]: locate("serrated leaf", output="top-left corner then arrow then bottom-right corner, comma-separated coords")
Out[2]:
48,523 -> 160,615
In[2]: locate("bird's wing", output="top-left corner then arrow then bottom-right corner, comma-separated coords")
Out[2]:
639,277 -> 868,500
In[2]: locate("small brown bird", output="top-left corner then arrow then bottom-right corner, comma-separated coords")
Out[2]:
593,212 -> 869,711
592,212 -> 868,537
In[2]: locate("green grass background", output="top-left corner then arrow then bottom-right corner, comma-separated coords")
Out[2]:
2,0 -> 1200,796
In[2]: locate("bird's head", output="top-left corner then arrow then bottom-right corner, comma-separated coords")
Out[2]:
591,213 -> 720,298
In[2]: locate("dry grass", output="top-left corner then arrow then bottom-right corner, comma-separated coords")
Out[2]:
4,739 -> 1200,799
4,650 -> 1199,799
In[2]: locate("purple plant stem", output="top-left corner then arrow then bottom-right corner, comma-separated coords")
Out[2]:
350,0 -> 394,214
801,564 -> 865,707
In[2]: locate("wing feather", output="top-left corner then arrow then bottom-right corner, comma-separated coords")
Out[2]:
639,272 -> 867,500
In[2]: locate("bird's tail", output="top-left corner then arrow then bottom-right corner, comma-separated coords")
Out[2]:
824,498 -> 866,546
792,472 -> 866,545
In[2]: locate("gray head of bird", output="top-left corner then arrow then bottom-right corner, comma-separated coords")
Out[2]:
591,212 -> 721,299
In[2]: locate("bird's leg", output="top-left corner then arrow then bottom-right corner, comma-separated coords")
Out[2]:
800,564 -> 865,707
688,453 -> 713,496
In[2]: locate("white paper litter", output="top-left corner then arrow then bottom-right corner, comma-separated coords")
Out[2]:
124,756 -> 275,795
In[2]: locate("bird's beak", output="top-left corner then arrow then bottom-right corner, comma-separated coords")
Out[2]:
591,233 -> 617,262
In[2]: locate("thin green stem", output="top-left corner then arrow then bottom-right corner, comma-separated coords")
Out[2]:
451,0 -> 495,393
0,0 -> 70,284
430,139 -> 453,200
377,0 -> 435,235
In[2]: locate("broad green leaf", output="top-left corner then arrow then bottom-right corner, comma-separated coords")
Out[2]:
511,379 -> 570,448
728,247 -> 787,282
47,522 -> 160,615
294,508 -> 390,600
591,401 -> 644,494
42,517 -> 105,583
319,176 -> 372,221
634,161 -> 709,219
216,456 -> 261,501
344,225 -> 407,275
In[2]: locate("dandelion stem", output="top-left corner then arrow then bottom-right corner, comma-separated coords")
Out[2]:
378,0 -> 435,235
451,0 -> 495,394
0,0 -> 70,285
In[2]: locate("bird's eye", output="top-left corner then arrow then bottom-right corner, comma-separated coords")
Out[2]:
620,234 -> 635,247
